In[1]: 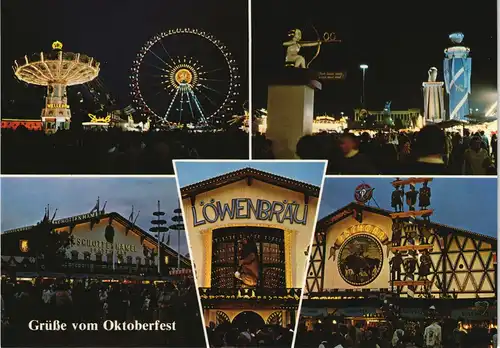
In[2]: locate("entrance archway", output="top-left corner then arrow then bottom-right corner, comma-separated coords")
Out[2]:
232,311 -> 265,330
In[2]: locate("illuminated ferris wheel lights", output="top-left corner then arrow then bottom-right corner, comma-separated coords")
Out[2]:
131,28 -> 238,125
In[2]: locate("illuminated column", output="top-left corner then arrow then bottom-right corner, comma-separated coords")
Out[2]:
266,71 -> 321,159
443,33 -> 472,121
42,83 -> 71,133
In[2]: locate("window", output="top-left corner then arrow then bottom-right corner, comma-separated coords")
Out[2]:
106,253 -> 113,263
95,252 -> 103,262
71,250 -> 79,261
83,252 -> 91,261
127,256 -> 133,264
211,227 -> 286,289
136,257 -> 142,265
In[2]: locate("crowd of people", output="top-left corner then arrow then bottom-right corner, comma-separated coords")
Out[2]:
1,127 -> 249,174
206,321 -> 294,347
294,316 -> 497,348
253,126 -> 497,175
1,277 -> 204,347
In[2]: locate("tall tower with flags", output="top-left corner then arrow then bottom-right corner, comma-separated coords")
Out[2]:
443,32 -> 472,121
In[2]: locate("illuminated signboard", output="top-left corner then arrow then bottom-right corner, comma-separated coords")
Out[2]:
52,41 -> 63,50
47,104 -> 69,109
318,72 -> 346,80
88,114 -> 111,123
4,212 -> 100,234
192,198 -> 308,227
1,120 -> 43,131
53,211 -> 100,225
71,237 -> 137,254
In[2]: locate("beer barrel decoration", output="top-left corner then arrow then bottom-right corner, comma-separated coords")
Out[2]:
104,225 -> 115,244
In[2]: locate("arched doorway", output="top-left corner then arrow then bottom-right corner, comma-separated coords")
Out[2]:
232,311 -> 265,331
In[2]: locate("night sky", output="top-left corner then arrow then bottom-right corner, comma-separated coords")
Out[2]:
175,161 -> 326,187
0,177 -> 190,256
318,177 -> 498,237
1,0 -> 248,117
252,0 -> 497,114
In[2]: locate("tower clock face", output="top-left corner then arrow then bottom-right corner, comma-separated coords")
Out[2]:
337,234 -> 383,286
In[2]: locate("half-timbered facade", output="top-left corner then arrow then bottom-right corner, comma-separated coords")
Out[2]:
306,203 -> 497,299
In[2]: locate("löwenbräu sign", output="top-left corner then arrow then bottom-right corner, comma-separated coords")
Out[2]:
192,198 -> 308,227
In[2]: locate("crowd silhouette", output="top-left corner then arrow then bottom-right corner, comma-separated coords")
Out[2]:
253,125 -> 497,175
206,321 -> 294,347
294,315 -> 496,348
1,127 -> 249,174
1,277 -> 204,347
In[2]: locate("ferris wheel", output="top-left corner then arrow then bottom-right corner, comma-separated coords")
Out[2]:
130,28 -> 240,126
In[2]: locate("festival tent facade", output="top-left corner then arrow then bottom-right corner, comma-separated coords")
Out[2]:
306,202 -> 496,298
180,168 -> 320,328
1,210 -> 191,280
301,198 -> 496,325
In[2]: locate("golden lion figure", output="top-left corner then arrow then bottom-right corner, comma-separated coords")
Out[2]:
234,238 -> 259,287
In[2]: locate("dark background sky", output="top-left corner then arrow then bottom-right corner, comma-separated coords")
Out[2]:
318,177 -> 498,237
1,0 -> 248,117
1,177 -> 190,256
175,161 -> 326,186
252,0 -> 497,114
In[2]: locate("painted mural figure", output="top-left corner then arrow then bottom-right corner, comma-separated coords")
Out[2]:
419,250 -> 432,277
391,218 -> 403,247
405,184 -> 418,211
389,251 -> 404,281
418,182 -> 431,210
419,223 -> 432,244
406,230 -> 416,246
338,236 -> 382,286
391,185 -> 404,212
405,251 -> 418,279
235,238 -> 259,287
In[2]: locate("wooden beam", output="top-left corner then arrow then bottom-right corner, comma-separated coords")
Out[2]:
391,244 -> 433,252
393,280 -> 432,287
390,209 -> 433,219
391,178 -> 433,187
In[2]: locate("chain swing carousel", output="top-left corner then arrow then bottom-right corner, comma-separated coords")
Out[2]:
13,41 -> 100,134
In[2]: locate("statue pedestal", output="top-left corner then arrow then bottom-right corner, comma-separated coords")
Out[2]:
266,68 -> 321,159
422,81 -> 445,123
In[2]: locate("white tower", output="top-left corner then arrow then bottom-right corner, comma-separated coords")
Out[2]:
422,67 -> 445,123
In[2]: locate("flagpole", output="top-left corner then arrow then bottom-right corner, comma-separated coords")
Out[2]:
157,200 -> 161,275
177,201 -> 181,270
113,246 -> 115,271
150,203 -> 167,278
